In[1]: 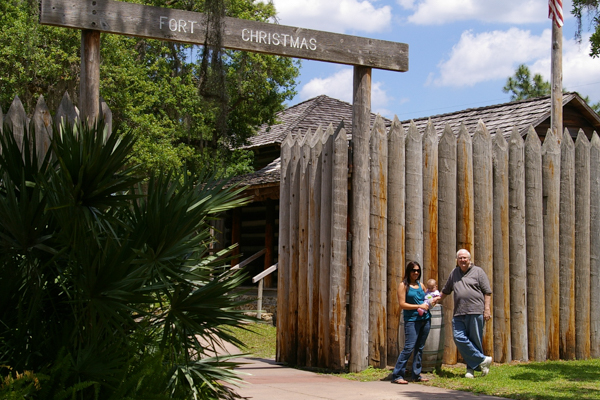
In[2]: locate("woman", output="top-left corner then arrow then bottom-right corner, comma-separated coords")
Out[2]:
391,261 -> 431,384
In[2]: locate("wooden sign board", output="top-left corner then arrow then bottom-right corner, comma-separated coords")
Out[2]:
39,0 -> 408,72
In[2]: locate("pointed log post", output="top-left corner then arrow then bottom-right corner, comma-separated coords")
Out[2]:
559,130 -> 576,360
277,133 -> 294,363
308,127 -> 323,367
55,92 -> 79,132
542,128 -> 561,360
80,30 -> 101,126
551,19 -> 563,140
5,96 -> 28,151
100,97 -> 113,139
575,130 -> 591,360
492,129 -> 511,363
297,132 -> 310,366
405,121 -> 423,266
330,123 -> 348,370
590,132 -> 600,358
438,124 -> 458,364
456,123 -> 474,254
423,120 -> 438,283
472,121 -> 493,357
369,116 -> 388,369
349,66 -> 371,372
509,127 -> 528,361
524,126 -> 546,362
32,96 -> 53,162
387,118 -> 406,366
319,125 -> 334,368
288,136 -> 302,366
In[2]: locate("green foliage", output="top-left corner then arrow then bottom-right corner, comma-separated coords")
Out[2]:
0,121 -> 254,399
503,65 -> 600,116
0,0 -> 299,176
503,64 -> 551,101
573,0 -> 600,58
0,0 -> 80,112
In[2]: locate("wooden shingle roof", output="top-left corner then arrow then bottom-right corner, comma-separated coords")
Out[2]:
244,95 -> 390,150
402,92 -> 600,139
245,92 -> 600,150
237,92 -> 600,194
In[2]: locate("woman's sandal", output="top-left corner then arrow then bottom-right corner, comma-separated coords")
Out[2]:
391,378 -> 409,384
414,376 -> 429,382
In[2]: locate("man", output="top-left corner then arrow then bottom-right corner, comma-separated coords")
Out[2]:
437,249 -> 492,378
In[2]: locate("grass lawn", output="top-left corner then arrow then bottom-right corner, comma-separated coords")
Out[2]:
227,323 -> 277,359
421,360 -> 600,399
231,323 -> 600,399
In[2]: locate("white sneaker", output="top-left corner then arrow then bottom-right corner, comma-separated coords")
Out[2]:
479,356 -> 492,376
465,368 -> 474,379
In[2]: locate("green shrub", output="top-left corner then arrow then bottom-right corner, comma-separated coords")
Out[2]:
0,121 -> 253,399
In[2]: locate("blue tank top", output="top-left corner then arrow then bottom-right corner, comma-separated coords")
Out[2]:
403,283 -> 430,322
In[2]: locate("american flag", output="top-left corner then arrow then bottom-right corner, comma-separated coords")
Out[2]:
548,0 -> 564,27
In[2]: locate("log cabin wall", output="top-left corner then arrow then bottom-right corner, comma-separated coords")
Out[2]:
277,115 -> 600,370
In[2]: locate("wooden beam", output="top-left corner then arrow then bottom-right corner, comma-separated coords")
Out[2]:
551,23 -> 563,140
349,65 -> 371,372
40,0 -> 409,72
80,29 -> 101,125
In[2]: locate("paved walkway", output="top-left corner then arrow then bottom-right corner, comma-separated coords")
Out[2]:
231,356 -> 503,400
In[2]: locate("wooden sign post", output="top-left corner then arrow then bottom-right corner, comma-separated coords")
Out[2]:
40,0 -> 409,372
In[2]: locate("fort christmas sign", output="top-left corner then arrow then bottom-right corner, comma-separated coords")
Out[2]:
39,4 -> 407,373
39,0 -> 408,72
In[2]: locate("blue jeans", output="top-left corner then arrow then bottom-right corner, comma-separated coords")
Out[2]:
392,318 -> 431,380
452,314 -> 486,369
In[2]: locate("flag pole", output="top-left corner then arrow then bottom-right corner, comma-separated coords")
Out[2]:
550,0 -> 563,140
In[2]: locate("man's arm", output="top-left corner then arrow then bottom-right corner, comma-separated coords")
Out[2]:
432,292 -> 448,306
484,294 -> 491,321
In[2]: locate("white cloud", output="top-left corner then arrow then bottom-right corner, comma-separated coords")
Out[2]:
398,0 -> 555,25
531,34 -> 600,102
299,68 -> 394,115
263,0 -> 392,33
429,28 -> 600,103
430,28 -> 550,87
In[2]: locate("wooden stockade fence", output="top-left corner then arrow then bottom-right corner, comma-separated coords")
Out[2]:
0,93 -> 113,154
278,115 -> 600,370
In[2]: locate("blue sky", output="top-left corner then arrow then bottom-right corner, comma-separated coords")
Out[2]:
262,0 -> 600,120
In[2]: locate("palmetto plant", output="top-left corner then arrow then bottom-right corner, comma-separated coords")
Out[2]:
0,121 -> 253,399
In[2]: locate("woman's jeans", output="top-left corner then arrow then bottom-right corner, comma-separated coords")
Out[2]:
452,314 -> 486,369
392,318 -> 431,380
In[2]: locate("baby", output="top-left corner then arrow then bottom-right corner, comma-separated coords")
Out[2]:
418,278 -> 441,316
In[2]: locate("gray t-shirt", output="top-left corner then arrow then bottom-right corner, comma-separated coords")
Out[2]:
441,264 -> 492,316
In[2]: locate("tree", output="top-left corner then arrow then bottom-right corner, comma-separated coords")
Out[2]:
0,0 -> 300,176
573,0 -> 600,58
503,64 -> 600,115
502,64 -> 551,101
0,120 -> 252,399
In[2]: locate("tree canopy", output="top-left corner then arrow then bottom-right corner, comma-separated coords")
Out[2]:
503,64 -> 600,114
0,0 -> 300,176
502,64 -> 551,101
573,0 -> 600,58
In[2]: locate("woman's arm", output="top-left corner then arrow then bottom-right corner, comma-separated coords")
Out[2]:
397,281 -> 429,311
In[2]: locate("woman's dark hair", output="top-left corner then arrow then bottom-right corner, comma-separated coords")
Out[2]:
403,260 -> 421,284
